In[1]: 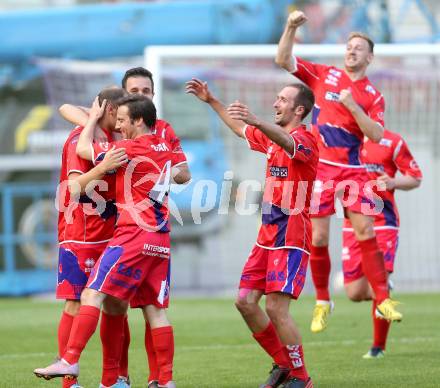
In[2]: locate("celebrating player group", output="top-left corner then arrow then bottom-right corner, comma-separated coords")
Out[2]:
33,8 -> 422,388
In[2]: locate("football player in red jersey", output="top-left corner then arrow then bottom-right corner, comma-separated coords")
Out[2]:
276,10 -> 403,333
55,87 -> 125,388
342,130 -> 422,358
59,67 -> 189,388
187,78 -> 317,388
35,95 -> 182,388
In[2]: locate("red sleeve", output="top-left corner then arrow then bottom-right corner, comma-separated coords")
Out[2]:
66,135 -> 90,176
243,125 -> 269,154
367,94 -> 385,127
92,140 -> 119,165
292,57 -> 328,88
159,121 -> 188,166
393,138 -> 422,179
286,131 -> 317,162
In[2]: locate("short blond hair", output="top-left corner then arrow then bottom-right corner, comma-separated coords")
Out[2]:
348,32 -> 374,53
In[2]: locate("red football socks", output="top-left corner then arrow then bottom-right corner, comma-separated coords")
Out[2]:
145,322 -> 159,382
372,299 -> 391,350
100,312 -> 125,386
63,305 -> 100,365
283,344 -> 309,381
118,315 -> 130,378
58,311 -> 78,388
310,245 -> 331,301
58,311 -> 74,358
358,237 -> 389,303
151,326 -> 174,385
253,322 -> 290,368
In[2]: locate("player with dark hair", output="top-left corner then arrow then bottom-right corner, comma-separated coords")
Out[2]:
54,87 -> 125,388
276,10 -> 402,333
187,78 -> 318,388
35,94 -> 182,388
58,67 -> 190,388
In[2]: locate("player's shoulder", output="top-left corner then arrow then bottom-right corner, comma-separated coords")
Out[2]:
64,126 -> 83,147
381,129 -> 404,148
293,125 -> 318,145
362,77 -> 383,98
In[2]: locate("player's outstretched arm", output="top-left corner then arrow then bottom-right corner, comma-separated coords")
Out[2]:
68,147 -> 127,196
172,164 -> 191,184
227,101 -> 295,154
59,104 -> 89,127
59,104 -> 109,143
275,10 -> 307,72
377,173 -> 421,192
185,78 -> 245,138
339,89 -> 383,142
76,97 -> 106,161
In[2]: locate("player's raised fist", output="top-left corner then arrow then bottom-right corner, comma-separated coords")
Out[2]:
287,10 -> 308,29
339,89 -> 357,111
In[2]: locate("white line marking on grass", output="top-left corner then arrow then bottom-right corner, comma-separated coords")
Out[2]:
177,336 -> 440,352
1,336 -> 438,360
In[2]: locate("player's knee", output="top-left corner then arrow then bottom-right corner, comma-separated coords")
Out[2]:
235,297 -> 256,316
265,301 -> 287,325
312,229 -> 329,246
346,288 -> 368,302
64,299 -> 81,315
353,221 -> 374,241
103,296 -> 128,315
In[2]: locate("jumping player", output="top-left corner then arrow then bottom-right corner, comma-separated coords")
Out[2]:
187,78 -> 317,388
276,10 -> 402,333
342,129 -> 422,358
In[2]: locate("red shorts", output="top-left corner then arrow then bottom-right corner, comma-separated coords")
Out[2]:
342,228 -> 399,284
56,241 -> 108,300
87,226 -> 171,308
239,245 -> 309,299
310,162 -> 377,217
130,259 -> 171,309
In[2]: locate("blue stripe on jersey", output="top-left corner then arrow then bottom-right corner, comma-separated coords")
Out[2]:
261,203 -> 289,247
153,201 -> 170,233
282,250 -> 303,294
88,246 -> 123,291
311,105 -> 320,125
382,199 -> 398,227
318,123 -> 362,165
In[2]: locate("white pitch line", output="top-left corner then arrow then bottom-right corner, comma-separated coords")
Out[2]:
1,336 -> 438,360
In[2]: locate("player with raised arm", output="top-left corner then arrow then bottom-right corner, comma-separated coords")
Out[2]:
34,95 -> 182,388
55,87 -> 125,388
59,67 -> 190,388
276,10 -> 402,333
186,78 -> 318,388
342,129 -> 422,358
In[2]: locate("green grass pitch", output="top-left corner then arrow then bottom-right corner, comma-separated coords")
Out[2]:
1,293 -> 439,387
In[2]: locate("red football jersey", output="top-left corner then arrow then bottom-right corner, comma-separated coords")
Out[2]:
58,127 -> 117,243
344,129 -> 422,229
153,119 -> 187,166
93,134 -> 176,232
292,57 -> 385,167
244,124 -> 319,253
